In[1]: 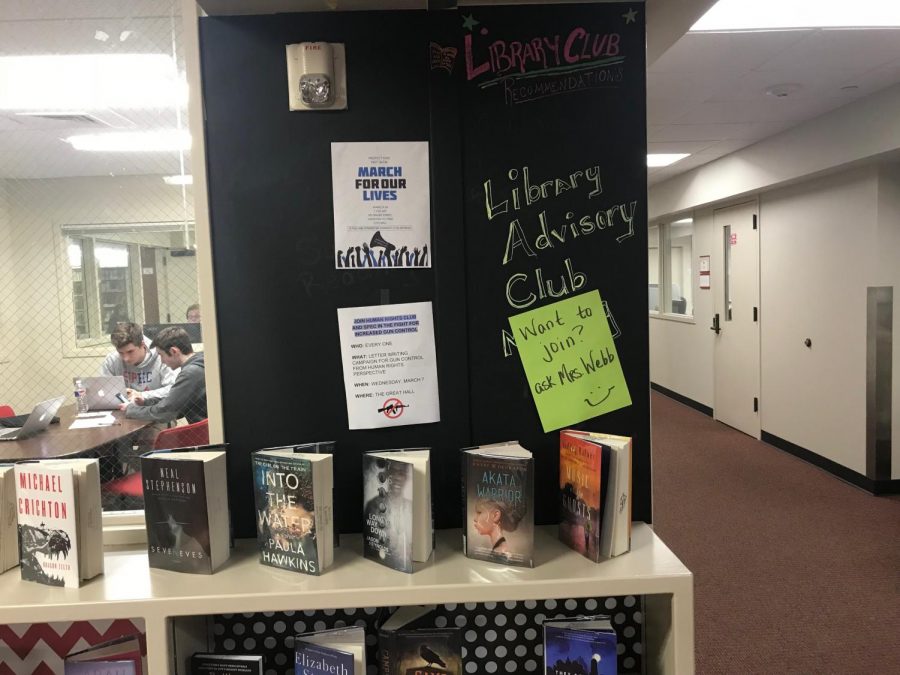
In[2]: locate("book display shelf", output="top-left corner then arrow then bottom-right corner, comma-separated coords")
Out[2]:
0,524 -> 693,674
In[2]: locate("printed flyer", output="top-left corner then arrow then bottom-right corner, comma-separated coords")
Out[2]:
337,301 -> 440,429
331,141 -> 431,269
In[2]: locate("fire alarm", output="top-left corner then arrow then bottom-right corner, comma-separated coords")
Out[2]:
286,42 -> 347,111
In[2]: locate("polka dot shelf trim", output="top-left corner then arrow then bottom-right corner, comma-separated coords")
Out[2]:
212,596 -> 643,674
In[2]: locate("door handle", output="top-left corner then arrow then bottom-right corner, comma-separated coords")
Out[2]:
710,313 -> 721,335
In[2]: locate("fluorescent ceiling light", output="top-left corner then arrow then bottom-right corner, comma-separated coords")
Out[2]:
0,54 -> 186,110
66,130 -> 191,152
648,153 -> 689,167
671,218 -> 694,225
164,174 -> 193,185
692,0 -> 900,31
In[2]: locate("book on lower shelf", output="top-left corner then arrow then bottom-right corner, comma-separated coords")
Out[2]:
140,445 -> 230,574
378,606 -> 462,675
14,458 -> 103,587
362,448 -> 432,573
461,442 -> 534,567
559,429 -> 632,560
252,446 -> 334,575
295,625 -> 365,674
190,653 -> 264,674
64,633 -> 147,675
543,615 -> 618,675
0,464 -> 18,573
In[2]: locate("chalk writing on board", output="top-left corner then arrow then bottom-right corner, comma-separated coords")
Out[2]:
485,162 -> 637,356
429,43 -> 458,74
464,17 -> 636,104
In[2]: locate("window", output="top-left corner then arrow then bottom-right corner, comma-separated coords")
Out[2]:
648,218 -> 693,317
1,0 -> 200,517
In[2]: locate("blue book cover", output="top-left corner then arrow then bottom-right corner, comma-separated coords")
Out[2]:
64,662 -> 136,675
295,640 -> 355,674
544,617 -> 617,675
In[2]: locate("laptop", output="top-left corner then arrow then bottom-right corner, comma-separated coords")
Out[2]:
0,396 -> 65,441
81,375 -> 128,411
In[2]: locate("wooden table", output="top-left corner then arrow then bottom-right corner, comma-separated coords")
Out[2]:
0,404 -> 151,462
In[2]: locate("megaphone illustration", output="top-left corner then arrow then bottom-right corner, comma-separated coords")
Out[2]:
370,230 -> 396,252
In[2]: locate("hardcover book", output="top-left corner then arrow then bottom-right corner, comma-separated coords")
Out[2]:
252,446 -> 333,575
544,615 -> 617,675
461,442 -> 534,567
363,448 -> 432,573
0,464 -> 17,573
65,634 -> 147,675
560,430 -> 632,559
558,431 -> 611,562
295,625 -> 365,674
379,606 -> 462,675
190,653 -> 264,674
141,445 -> 230,574
266,441 -> 339,548
14,458 -> 103,587
64,662 -> 136,675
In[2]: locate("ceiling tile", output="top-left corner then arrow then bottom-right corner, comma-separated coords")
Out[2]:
650,31 -> 810,74
648,122 -> 757,142
648,140 -> 716,154
757,28 -> 900,72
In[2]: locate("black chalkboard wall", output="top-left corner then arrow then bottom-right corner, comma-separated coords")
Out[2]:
200,3 -> 649,539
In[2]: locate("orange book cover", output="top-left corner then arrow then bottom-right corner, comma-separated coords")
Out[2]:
558,430 -> 608,562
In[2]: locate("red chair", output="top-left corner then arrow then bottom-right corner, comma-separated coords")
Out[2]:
104,419 -> 210,500
0,405 -> 14,418
153,418 -> 209,450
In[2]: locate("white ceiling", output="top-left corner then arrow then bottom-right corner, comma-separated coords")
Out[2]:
647,26 -> 900,184
2,1 -> 900,185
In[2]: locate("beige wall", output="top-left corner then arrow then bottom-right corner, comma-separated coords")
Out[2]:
1,175 -> 194,412
760,166 -> 878,476
650,162 -> 899,479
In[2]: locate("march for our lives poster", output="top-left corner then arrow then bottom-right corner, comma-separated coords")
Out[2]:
331,141 -> 431,269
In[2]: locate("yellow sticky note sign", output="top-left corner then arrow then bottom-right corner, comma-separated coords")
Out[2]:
508,290 -> 631,432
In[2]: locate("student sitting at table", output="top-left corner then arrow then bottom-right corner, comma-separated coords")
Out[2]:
101,322 -> 175,401
120,326 -> 207,425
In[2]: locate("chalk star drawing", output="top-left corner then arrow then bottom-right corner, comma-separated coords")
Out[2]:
462,14 -> 480,32
623,8 -> 638,24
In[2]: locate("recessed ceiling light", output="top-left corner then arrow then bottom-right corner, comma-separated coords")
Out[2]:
163,174 -> 193,185
765,83 -> 803,98
692,0 -> 900,31
648,153 -> 690,167
0,54 -> 186,110
65,130 -> 191,152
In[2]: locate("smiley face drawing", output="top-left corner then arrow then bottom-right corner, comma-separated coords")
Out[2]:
584,385 -> 615,407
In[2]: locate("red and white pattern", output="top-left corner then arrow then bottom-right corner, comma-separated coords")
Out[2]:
0,619 -> 144,675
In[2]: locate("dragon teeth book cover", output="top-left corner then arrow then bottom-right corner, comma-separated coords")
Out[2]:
14,464 -> 80,587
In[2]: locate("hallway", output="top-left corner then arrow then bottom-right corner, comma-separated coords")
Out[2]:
650,391 -> 900,674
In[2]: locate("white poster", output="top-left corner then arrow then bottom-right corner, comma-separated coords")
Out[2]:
331,141 -> 431,269
337,301 -> 441,429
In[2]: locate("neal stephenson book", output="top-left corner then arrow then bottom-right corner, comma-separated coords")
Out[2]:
544,615 -> 618,675
14,459 -> 103,588
141,445 -> 230,574
461,442 -> 534,567
295,625 -> 365,674
378,606 -> 462,675
252,447 -> 333,575
362,448 -> 432,573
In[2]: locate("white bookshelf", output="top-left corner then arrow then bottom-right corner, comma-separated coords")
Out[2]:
0,523 -> 694,674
